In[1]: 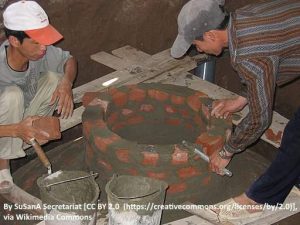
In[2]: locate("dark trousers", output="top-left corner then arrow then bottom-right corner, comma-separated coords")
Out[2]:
246,107 -> 300,205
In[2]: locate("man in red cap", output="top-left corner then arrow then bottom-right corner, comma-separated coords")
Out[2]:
0,1 -> 77,193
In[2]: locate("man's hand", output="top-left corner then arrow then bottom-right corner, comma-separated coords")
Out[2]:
50,78 -> 74,119
209,149 -> 232,176
15,116 -> 50,144
211,96 -> 247,119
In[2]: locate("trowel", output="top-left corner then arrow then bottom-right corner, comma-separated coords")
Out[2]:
182,140 -> 232,177
30,138 -> 98,190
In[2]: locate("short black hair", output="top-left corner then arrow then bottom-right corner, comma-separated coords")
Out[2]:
4,28 -> 29,44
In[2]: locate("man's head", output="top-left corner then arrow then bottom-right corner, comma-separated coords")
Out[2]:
171,0 -> 227,58
3,0 -> 63,45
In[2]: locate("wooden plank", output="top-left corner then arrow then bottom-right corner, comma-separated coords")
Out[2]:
90,51 -> 132,70
111,45 -> 151,64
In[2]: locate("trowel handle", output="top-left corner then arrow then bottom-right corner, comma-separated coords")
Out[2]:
30,138 -> 51,169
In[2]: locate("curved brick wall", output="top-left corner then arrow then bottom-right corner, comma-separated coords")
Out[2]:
82,83 -> 231,203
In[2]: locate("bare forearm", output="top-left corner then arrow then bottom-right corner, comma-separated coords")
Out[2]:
62,56 -> 77,86
0,124 -> 18,138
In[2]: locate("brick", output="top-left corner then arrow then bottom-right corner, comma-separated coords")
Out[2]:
194,91 -> 208,98
112,91 -> 128,107
122,108 -> 134,116
82,120 -> 93,137
177,167 -> 201,179
195,133 -> 224,156
168,182 -> 187,194
148,89 -> 169,101
142,151 -> 159,166
111,122 -> 126,131
171,95 -> 185,105
97,159 -> 113,171
129,88 -> 146,102
171,145 -> 189,165
126,168 -> 139,176
116,148 -> 130,163
147,171 -> 167,180
178,109 -> 189,118
82,92 -> 99,107
140,104 -> 154,112
94,134 -> 120,152
126,115 -> 144,125
107,112 -> 119,125
187,95 -> 202,111
164,105 -> 176,114
265,129 -> 282,144
165,118 -> 181,126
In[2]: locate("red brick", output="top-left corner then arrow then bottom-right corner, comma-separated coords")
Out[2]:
126,115 -> 144,125
107,112 -> 119,125
112,122 -> 126,131
177,166 -> 201,179
82,120 -> 93,137
147,171 -> 167,180
168,182 -> 187,194
82,92 -> 99,107
165,118 -> 181,126
112,91 -> 128,107
187,95 -> 202,111
265,129 -> 282,144
195,133 -> 224,156
94,134 -> 120,152
148,89 -> 169,101
122,108 -> 134,116
164,105 -> 176,114
194,91 -> 208,98
116,149 -> 130,163
97,159 -> 113,171
129,88 -> 146,102
178,109 -> 189,118
142,152 -> 159,166
126,168 -> 139,176
171,95 -> 185,105
171,145 -> 189,165
108,87 -> 118,95
140,104 -> 154,112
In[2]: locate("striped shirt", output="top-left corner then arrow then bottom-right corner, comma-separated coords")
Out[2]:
225,0 -> 300,153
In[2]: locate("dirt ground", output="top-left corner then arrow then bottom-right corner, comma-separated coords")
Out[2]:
1,0 -> 299,224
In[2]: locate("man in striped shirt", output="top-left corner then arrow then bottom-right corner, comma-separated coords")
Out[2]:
171,0 -> 300,220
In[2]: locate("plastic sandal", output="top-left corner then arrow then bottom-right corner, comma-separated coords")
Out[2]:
0,169 -> 13,194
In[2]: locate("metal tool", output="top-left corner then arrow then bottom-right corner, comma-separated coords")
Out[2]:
30,138 -> 52,175
43,172 -> 98,189
182,140 -> 232,177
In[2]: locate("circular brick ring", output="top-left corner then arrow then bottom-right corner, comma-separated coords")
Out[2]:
82,83 -> 231,202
